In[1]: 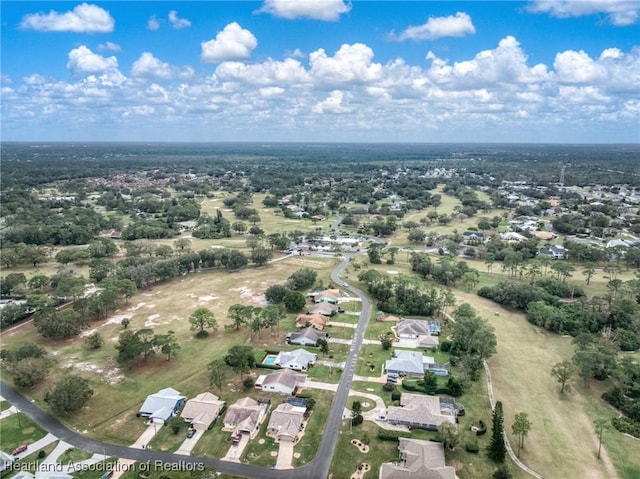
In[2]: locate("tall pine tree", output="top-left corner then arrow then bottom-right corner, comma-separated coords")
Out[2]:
488,400 -> 507,462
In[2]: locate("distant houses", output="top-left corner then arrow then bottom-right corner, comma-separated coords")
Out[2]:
139,387 -> 186,424
538,244 -> 566,259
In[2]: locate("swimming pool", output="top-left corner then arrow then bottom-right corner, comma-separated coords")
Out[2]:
262,354 -> 278,366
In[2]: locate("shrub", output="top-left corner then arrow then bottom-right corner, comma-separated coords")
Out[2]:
612,417 -> 640,438
465,440 -> 479,453
382,382 -> 395,392
242,377 -> 255,390
447,377 -> 465,397
440,341 -> 452,352
378,430 -> 401,441
38,450 -> 46,459
352,414 -> 364,426
391,390 -> 401,401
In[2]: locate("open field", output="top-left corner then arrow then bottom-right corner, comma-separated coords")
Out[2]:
345,254 -> 638,478
0,256 -> 337,444
453,288 -> 622,479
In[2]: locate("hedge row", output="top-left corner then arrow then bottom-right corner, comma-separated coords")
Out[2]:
612,417 -> 640,438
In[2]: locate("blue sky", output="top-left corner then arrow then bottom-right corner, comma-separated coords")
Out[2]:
1,1 -> 639,143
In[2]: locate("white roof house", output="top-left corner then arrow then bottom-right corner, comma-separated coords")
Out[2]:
277,349 -> 317,371
385,351 -> 433,377
139,387 -> 186,424
255,369 -> 307,395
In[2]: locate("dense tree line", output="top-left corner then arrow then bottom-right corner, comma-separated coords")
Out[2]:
478,280 -> 639,350
358,269 -> 455,317
411,253 -> 477,286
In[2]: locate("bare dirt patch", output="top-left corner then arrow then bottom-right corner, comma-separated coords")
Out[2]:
62,358 -> 125,384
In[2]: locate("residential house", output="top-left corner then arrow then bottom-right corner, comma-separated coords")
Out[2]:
606,239 -> 630,249
380,438 -> 456,479
538,244 -> 566,259
385,350 -> 449,377
277,348 -> 317,371
100,229 -> 122,239
139,387 -> 186,424
223,397 -> 269,438
286,327 -> 327,347
255,369 -> 307,395
310,289 -> 341,304
295,313 -> 330,330
396,319 -> 440,349
180,392 -> 225,430
397,319 -> 441,338
462,231 -> 484,245
500,231 -> 527,243
307,302 -> 337,316
386,393 -> 457,430
416,335 -> 440,349
266,403 -> 307,443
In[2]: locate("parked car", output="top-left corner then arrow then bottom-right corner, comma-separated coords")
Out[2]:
12,445 -> 28,456
231,433 -> 242,445
187,428 -> 196,438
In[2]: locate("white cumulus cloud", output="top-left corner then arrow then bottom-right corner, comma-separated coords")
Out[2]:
20,3 -> 114,33
131,52 -> 194,79
257,0 -> 351,20
426,36 -> 549,88
169,11 -> 191,29
527,0 -> 639,25
310,43 -> 382,84
392,12 -> 476,41
201,23 -> 258,63
553,49 -> 607,83
312,90 -> 352,113
215,58 -> 311,84
67,45 -> 118,73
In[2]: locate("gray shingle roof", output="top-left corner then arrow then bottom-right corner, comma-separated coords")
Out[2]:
380,438 -> 456,479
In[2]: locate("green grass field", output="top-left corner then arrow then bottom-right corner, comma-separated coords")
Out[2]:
0,256 -> 337,446
0,413 -> 49,452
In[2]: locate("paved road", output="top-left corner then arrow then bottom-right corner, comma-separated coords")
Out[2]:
0,254 -> 372,479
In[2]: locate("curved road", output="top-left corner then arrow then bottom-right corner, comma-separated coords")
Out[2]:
0,255 -> 371,479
